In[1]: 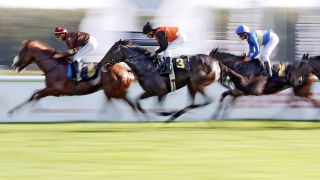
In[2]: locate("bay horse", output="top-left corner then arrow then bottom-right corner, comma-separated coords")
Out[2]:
209,48 -> 320,117
9,40 -> 136,114
100,39 -> 222,122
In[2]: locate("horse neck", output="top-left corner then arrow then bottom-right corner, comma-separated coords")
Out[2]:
214,51 -> 241,65
32,49 -> 61,74
121,46 -> 157,76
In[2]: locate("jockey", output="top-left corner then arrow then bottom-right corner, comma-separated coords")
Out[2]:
53,26 -> 97,81
235,24 -> 279,77
142,22 -> 187,75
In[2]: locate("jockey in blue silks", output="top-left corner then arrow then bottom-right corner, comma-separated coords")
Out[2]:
235,24 -> 279,77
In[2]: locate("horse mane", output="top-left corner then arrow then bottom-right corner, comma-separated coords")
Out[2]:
209,48 -> 243,63
119,39 -> 153,57
309,55 -> 320,60
23,40 -> 56,53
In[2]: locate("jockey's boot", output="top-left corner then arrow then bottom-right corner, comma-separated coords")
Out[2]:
160,57 -> 172,75
258,59 -> 266,75
265,61 -> 272,77
73,61 -> 82,81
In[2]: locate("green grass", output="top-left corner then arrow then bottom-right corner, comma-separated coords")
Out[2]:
1,121 -> 320,180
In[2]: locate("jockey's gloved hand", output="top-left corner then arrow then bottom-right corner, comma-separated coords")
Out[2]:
244,56 -> 251,62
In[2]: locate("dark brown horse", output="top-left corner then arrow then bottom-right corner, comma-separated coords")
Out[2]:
9,40 -> 135,114
209,48 -> 320,117
289,53 -> 320,86
100,40 -> 222,121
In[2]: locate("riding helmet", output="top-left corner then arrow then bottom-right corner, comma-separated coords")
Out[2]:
54,26 -> 67,34
235,25 -> 250,35
142,22 -> 153,34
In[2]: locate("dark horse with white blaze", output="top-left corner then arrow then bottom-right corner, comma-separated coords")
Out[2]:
209,48 -> 320,116
9,40 -> 135,114
100,40 -> 222,121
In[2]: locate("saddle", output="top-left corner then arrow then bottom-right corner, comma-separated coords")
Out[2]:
156,55 -> 191,72
68,62 -> 100,82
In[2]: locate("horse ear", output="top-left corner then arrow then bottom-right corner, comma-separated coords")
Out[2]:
22,40 -> 31,45
209,47 -> 218,57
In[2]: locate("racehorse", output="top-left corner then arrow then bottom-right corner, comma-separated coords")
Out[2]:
289,53 -> 320,86
209,48 -> 320,117
9,40 -> 136,114
100,39 -> 222,122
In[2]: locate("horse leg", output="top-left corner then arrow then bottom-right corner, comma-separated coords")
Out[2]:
220,96 -> 238,119
165,85 -> 213,123
8,87 -> 68,115
136,91 -> 156,113
212,89 -> 242,119
212,90 -> 232,119
122,95 -> 138,112
8,90 -> 41,114
198,86 -> 213,105
156,94 -> 179,116
293,81 -> 320,108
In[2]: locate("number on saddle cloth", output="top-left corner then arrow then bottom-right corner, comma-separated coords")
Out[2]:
173,56 -> 191,71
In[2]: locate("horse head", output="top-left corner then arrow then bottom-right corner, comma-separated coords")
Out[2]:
288,54 -> 314,86
11,40 -> 55,72
101,39 -> 129,67
102,39 -> 155,71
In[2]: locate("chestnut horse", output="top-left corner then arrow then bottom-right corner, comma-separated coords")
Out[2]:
9,40 -> 135,114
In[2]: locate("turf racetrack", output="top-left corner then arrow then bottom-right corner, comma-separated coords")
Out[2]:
1,120 -> 320,180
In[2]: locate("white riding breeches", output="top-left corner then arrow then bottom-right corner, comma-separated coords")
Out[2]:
163,30 -> 188,58
73,36 -> 98,62
261,32 -> 279,63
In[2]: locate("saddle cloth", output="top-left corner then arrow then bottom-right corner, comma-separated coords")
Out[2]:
68,62 -> 100,81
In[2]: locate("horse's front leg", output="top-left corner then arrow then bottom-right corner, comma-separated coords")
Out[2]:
8,88 -> 46,114
213,89 -> 242,119
8,87 -> 65,115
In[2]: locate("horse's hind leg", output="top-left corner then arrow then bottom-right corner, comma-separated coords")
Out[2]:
122,95 -> 137,112
197,85 -> 213,105
165,85 -> 212,123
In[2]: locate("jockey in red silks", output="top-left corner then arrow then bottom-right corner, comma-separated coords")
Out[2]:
53,26 -> 97,81
235,24 -> 279,77
142,22 -> 187,75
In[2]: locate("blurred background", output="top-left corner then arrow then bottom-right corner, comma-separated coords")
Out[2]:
1,0 -> 320,70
